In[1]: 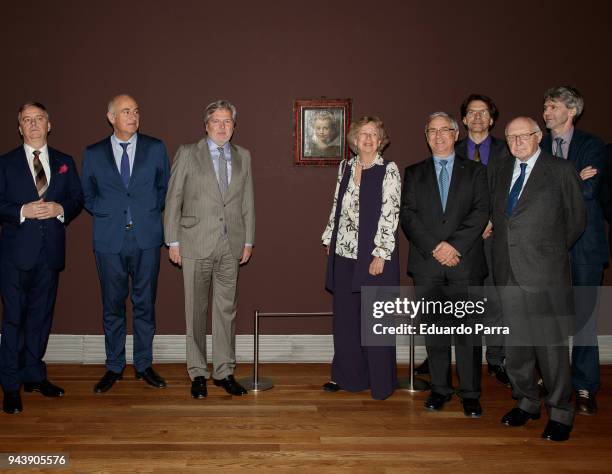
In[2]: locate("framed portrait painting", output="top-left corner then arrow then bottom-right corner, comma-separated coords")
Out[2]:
293,98 -> 352,166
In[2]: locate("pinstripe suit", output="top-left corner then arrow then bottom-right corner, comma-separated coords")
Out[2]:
164,138 -> 255,380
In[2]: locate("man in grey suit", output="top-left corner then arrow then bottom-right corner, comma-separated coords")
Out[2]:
491,117 -> 585,442
164,100 -> 255,398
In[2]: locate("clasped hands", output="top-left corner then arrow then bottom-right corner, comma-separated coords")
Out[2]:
22,199 -> 63,220
432,241 -> 460,267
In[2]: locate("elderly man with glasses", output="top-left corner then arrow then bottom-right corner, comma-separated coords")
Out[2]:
490,116 -> 585,441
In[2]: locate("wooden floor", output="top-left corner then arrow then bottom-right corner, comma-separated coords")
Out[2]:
1,364 -> 611,473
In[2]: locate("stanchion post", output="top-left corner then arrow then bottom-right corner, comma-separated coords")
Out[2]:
238,309 -> 273,392
398,331 -> 430,392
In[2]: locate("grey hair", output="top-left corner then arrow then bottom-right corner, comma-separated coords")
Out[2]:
425,111 -> 459,133
544,86 -> 584,120
17,101 -> 49,123
204,100 -> 237,123
504,116 -> 542,135
107,94 -> 137,115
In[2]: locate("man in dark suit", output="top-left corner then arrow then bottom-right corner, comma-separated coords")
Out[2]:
603,144 -> 612,253
0,102 -> 83,414
492,116 -> 585,441
540,86 -> 607,415
417,95 -> 513,386
401,112 -> 489,417
82,94 -> 170,393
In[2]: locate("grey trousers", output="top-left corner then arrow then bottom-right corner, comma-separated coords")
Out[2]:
498,275 -> 574,426
182,237 -> 239,380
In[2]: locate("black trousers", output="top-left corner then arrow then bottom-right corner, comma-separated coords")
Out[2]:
412,274 -> 482,399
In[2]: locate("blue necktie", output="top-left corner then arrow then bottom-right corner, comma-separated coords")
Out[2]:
120,142 -> 132,224
438,160 -> 449,211
506,163 -> 528,216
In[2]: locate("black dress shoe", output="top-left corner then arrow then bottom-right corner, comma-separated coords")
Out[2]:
414,358 -> 430,375
322,381 -> 341,392
135,367 -> 167,388
462,398 -> 482,418
2,391 -> 23,414
191,376 -> 207,399
542,420 -> 572,442
94,370 -> 123,394
424,392 -> 451,411
213,375 -> 247,396
501,407 -> 540,426
487,363 -> 511,387
23,379 -> 65,397
576,389 -> 597,415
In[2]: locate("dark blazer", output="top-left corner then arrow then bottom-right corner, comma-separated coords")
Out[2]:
400,155 -> 489,280
491,151 -> 586,288
0,146 -> 83,271
82,134 -> 170,253
455,135 -> 512,195
541,129 -> 607,265
601,144 -> 612,257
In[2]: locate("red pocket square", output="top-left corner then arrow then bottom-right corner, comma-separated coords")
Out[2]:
59,164 -> 69,174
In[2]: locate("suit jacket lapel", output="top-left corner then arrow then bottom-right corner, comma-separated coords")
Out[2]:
18,147 -> 40,199
104,138 -> 125,186
129,136 -> 147,189
426,158 -> 444,217
455,140 -> 468,160
226,144 -> 242,199
44,148 -> 59,199
444,157 -> 463,216
196,138 -> 223,202
567,130 -> 583,164
498,157 -> 514,217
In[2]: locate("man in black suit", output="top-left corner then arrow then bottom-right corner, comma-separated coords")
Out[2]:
415,96 -> 512,383
540,86 -> 607,415
0,102 -> 83,414
401,112 -> 489,417
492,116 -> 585,441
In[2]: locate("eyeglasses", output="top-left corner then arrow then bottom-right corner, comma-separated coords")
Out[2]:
506,131 -> 539,143
466,109 -> 490,118
426,127 -> 456,137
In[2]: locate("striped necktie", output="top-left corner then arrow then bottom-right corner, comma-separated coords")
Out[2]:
32,150 -> 48,197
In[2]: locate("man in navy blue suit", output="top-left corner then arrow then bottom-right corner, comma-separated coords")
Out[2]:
82,94 -> 170,394
541,86 -> 607,415
0,102 -> 83,414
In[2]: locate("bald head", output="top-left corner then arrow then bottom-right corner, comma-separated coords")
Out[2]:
505,116 -> 542,161
107,94 -> 137,114
106,94 -> 139,141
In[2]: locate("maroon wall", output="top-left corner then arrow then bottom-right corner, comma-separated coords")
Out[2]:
1,0 -> 611,335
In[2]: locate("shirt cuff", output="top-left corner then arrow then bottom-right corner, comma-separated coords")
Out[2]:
245,243 -> 253,247
372,246 -> 392,261
20,206 -> 25,224
57,214 -> 65,223
167,242 -> 179,247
